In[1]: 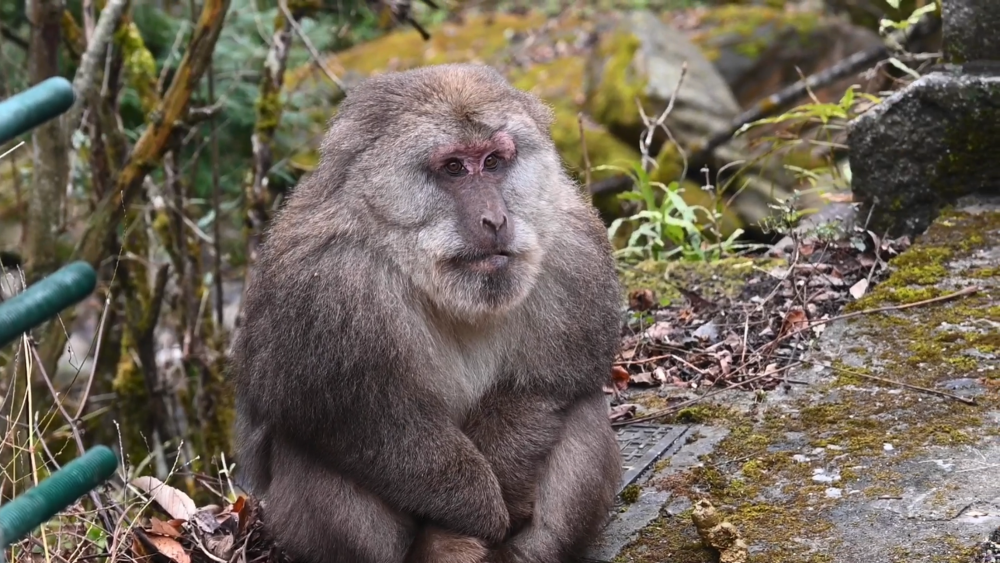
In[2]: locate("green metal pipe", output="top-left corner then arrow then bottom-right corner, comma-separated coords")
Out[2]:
0,261 -> 97,349
0,77 -> 76,146
0,446 -> 118,550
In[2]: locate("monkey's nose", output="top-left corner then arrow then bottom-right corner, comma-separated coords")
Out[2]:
481,212 -> 508,235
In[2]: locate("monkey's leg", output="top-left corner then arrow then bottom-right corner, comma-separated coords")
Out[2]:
263,444 -> 416,563
489,393 -> 621,563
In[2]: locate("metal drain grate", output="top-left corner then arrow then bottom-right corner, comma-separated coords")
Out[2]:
615,423 -> 689,493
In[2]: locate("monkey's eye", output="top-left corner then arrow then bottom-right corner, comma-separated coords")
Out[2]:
444,160 -> 465,176
483,153 -> 500,171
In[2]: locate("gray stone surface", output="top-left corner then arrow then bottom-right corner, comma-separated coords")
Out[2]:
587,425 -> 730,563
943,0 -> 1000,62
848,69 -> 1000,237
595,195 -> 1000,562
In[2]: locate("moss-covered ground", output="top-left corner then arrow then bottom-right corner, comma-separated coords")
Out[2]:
612,202 -> 1000,562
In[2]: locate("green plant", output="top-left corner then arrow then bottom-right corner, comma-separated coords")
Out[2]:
603,160 -> 745,262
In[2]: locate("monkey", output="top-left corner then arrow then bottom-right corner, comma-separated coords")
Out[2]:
228,62 -> 624,563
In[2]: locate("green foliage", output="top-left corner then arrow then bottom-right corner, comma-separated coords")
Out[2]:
604,161 -> 745,263
739,85 -> 879,134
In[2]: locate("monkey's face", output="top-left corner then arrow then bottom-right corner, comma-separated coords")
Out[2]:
395,118 -> 551,321
312,64 -> 566,322
350,112 -> 554,321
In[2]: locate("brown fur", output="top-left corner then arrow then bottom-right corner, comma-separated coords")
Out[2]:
229,63 -> 623,563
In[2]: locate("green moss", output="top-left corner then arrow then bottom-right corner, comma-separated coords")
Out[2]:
287,12 -> 546,86
542,100 -> 641,185
621,484 -> 642,504
618,256 -> 776,302
675,407 -> 714,424
254,89 -> 283,134
687,5 -> 821,61
114,21 -> 158,114
617,201 -> 1000,562
583,31 -> 646,134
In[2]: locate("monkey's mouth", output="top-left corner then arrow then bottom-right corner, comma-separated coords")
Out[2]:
451,251 -> 513,274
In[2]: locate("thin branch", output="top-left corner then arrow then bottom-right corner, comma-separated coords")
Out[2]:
0,26 -> 28,49
65,0 -> 129,137
807,359 -> 976,405
208,61 -> 224,329
37,0 -> 232,376
577,112 -> 592,193
278,0 -> 346,92
689,10 -> 942,165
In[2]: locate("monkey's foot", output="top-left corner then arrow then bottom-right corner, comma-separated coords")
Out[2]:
406,527 -> 489,563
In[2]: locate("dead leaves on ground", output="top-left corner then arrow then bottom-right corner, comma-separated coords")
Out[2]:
129,477 -> 262,563
608,230 -> 912,421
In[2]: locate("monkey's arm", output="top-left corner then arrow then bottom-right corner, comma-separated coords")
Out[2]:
254,302 -> 512,545
255,344 -> 513,544
462,388 -> 565,532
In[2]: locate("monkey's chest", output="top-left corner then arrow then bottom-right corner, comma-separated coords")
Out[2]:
433,348 -> 508,417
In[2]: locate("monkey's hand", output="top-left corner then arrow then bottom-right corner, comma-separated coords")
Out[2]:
312,408 -> 512,545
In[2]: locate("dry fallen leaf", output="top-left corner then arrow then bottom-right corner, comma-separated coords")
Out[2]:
131,477 -> 198,521
146,535 -> 191,563
149,517 -> 182,538
779,308 -> 809,336
611,366 -> 630,391
204,534 -> 236,560
191,509 -> 221,534
652,366 -> 669,384
644,321 -> 674,343
849,278 -> 869,299
628,288 -> 656,311
608,404 -> 637,421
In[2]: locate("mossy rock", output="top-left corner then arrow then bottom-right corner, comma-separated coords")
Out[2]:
284,8 -> 813,235
583,10 -> 741,148
284,11 -> 650,188
682,5 -> 884,108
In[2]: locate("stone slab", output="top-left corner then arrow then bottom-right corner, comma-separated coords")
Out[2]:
585,425 -> 730,563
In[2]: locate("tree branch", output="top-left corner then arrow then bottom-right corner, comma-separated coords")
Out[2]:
74,0 -> 231,269
242,8 -> 293,266
37,0 -> 231,376
25,0 -> 69,282
0,26 -> 28,49
65,0 -> 130,137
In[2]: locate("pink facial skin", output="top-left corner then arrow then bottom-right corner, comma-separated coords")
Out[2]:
430,131 -> 517,174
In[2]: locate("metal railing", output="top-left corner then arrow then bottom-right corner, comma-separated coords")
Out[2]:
0,77 -> 119,559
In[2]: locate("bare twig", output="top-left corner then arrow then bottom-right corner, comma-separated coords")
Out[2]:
635,61 -> 688,176
689,10 -> 942,164
208,62 -> 224,329
613,363 -> 802,427
65,0 -> 129,136
577,112 -> 592,192
762,285 -> 981,355
278,0 -> 346,92
807,359 -> 976,405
